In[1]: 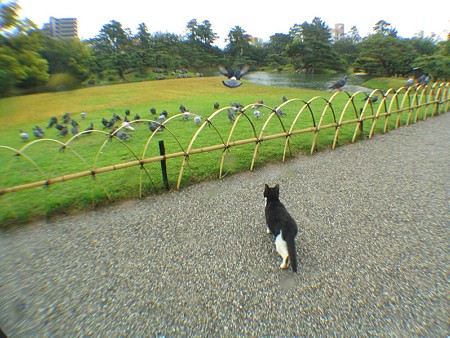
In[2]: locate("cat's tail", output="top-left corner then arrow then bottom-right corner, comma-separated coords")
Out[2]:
287,235 -> 298,272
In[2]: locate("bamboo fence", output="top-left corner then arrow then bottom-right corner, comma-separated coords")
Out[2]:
0,83 -> 448,222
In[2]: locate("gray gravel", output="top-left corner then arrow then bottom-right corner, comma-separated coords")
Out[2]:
1,113 -> 449,337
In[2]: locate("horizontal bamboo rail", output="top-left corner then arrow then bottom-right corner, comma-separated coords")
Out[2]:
1,83 -> 448,220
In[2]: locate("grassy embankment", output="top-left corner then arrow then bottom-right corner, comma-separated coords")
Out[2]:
0,76 -> 414,225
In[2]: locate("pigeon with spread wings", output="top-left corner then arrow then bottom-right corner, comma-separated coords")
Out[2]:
219,65 -> 249,88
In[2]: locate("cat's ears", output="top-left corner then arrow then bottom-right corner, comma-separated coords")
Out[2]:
264,184 -> 280,195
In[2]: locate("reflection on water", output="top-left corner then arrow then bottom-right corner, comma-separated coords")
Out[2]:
245,71 -> 371,92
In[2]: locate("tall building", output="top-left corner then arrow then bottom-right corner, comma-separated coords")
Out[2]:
331,23 -> 345,41
43,17 -> 78,39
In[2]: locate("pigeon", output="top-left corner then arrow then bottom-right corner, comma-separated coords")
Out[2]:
150,107 -> 157,115
405,77 -> 415,87
19,129 -> 29,141
71,119 -> 79,127
32,126 -> 45,138
363,94 -> 378,104
148,121 -> 163,132
227,109 -> 235,122
276,109 -> 285,116
125,109 -> 131,116
55,123 -> 65,131
117,131 -> 132,141
71,124 -> 79,135
183,112 -> 191,120
219,65 -> 250,88
59,126 -> 69,136
62,112 -> 71,124
194,116 -> 202,125
282,95 -> 288,102
80,112 -> 87,119
121,121 -> 135,131
101,118 -> 108,128
134,113 -> 141,120
106,118 -> 116,128
253,110 -> 261,119
46,116 -> 57,129
158,114 -> 166,123
161,110 -> 168,118
329,76 -> 348,91
85,122 -> 94,134
123,115 -> 130,123
214,102 -> 220,110
179,104 -> 187,113
113,113 -> 122,121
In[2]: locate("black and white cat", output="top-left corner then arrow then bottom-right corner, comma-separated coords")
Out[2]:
264,184 -> 298,272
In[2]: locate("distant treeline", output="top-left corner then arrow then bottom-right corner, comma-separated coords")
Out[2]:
1,1 -> 449,96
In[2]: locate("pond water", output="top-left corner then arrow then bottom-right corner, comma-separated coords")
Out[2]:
245,71 -> 372,92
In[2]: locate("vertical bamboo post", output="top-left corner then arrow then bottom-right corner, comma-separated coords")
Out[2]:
159,140 -> 169,191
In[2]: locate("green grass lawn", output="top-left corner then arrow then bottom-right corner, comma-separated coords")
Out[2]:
0,76 -> 445,226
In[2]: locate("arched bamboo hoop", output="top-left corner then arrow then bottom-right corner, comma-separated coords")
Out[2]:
219,103 -> 260,179
250,103 -> 291,171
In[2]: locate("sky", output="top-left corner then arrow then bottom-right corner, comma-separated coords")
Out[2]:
17,0 -> 449,48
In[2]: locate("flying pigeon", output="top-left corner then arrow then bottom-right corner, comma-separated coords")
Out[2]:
219,65 -> 249,88
329,76 -> 348,91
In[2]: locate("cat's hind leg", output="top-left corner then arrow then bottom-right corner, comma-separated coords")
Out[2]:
275,231 -> 289,269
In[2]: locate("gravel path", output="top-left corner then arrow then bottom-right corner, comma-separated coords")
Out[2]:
1,113 -> 448,337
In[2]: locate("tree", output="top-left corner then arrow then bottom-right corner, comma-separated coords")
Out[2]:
186,19 -> 218,46
287,17 -> 344,72
39,35 -> 91,82
373,20 -> 397,37
225,26 -> 251,60
92,20 -> 133,81
133,23 -> 153,76
0,0 -> 20,32
409,36 -> 439,56
348,26 -> 361,44
413,54 -> 450,80
332,37 -> 359,67
266,33 -> 292,68
356,34 -> 416,76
